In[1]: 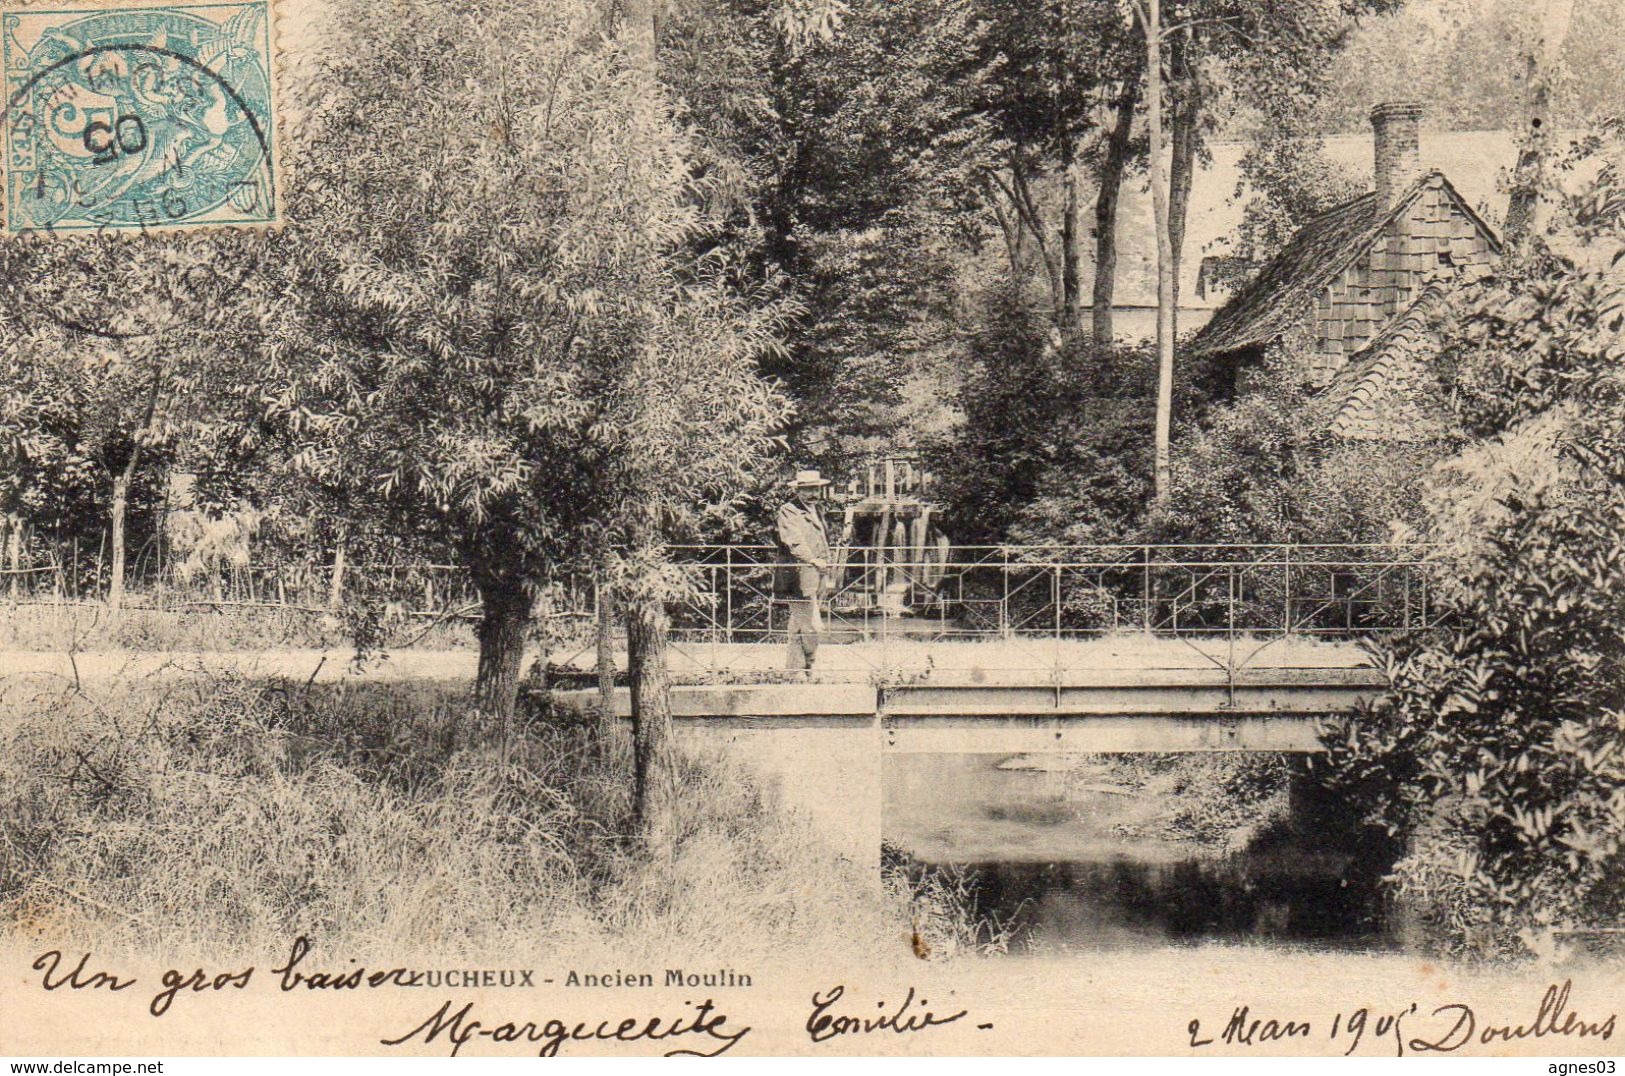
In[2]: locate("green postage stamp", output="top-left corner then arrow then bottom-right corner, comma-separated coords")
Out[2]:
1,0 -> 278,233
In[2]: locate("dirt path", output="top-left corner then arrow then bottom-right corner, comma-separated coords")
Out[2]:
0,648 -> 477,684
0,633 -> 1373,686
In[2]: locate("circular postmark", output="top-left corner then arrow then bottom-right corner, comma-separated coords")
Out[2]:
1,4 -> 277,234
0,4 -> 279,337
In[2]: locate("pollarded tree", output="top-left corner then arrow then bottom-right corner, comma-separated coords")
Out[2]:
256,0 -> 790,733
594,271 -> 793,844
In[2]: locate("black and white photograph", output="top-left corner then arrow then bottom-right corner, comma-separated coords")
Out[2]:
0,0 -> 1621,1061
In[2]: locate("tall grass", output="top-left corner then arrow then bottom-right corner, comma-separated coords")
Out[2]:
0,673 -> 977,967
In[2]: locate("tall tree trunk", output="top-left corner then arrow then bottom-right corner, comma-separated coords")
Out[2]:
1143,0 -> 1175,503
1008,159 -> 1064,319
596,582 -> 619,751
107,368 -> 163,615
106,466 -> 135,613
1505,0 -> 1574,246
619,0 -> 678,850
983,177 -> 1028,285
474,575 -> 532,732
1060,136 -> 1082,328
626,591 -> 676,853
1091,80 -> 1140,345
1167,73 -> 1201,337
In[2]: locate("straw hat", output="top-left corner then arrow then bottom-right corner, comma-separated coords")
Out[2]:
788,469 -> 830,488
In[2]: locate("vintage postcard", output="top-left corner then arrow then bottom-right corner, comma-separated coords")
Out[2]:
1,0 -> 1621,1062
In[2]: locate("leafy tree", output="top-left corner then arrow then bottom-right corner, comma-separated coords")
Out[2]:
255,0 -> 790,769
1149,349 -> 1439,545
959,0 -> 1134,326
744,0 -> 987,462
1122,0 -> 1403,500
1504,0 -> 1576,246
595,265 -> 792,845
0,235 -> 252,609
928,291 -> 1157,544
1322,132 -> 1625,956
1318,0 -> 1625,135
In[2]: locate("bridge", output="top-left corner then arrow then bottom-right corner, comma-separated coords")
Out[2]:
7,538 -> 1425,748
556,665 -> 1391,864
552,540 -> 1431,752
548,542 -> 1432,860
553,540 -> 1428,747
4,540 -> 1430,862
561,665 -> 1389,755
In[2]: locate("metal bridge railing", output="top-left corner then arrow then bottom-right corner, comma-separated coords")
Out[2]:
2,543 -> 1439,678
659,542 -> 1439,643
608,542 -> 1442,683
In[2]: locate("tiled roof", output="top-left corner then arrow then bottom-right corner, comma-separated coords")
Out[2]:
1186,190 -> 1384,355
1186,171 -> 1500,356
1313,284 -> 1456,442
1099,129 -> 1533,313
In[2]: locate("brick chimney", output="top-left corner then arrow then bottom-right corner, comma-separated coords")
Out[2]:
1371,101 -> 1425,212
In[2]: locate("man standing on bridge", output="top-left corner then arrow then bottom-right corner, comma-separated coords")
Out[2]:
775,469 -> 832,672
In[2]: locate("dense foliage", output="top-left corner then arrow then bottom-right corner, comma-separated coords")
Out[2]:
1149,349 -> 1440,545
1323,136 -> 1625,957
0,226 -> 260,604
1317,0 -> 1622,133
926,295 -> 1157,545
248,0 -> 790,720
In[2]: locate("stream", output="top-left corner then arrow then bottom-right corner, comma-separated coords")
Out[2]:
884,752 -> 1393,952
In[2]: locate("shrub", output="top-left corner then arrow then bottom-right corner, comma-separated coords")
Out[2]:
1149,346 -> 1440,546
925,298 -> 1158,546
881,843 -> 1019,959
1322,133 -> 1625,958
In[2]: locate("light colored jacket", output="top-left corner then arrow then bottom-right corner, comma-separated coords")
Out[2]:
775,499 -> 830,598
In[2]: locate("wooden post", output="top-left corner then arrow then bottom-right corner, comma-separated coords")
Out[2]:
4,514 -> 20,602
95,529 -> 106,605
596,580 -> 618,751
1053,562 -> 1062,693
1283,545 -> 1293,636
1141,545 -> 1151,632
106,475 -> 130,613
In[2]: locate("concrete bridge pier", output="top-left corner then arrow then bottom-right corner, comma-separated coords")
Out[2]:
682,716 -> 885,869
563,684 -> 888,867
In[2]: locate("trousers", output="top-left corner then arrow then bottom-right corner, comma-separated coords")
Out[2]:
785,598 -> 822,671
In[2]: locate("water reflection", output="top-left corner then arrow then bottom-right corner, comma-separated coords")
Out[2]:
885,752 -> 1389,951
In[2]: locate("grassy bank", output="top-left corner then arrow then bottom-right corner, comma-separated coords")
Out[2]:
0,672 -> 972,967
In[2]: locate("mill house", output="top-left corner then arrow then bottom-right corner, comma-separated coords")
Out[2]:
1188,102 -> 1504,442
